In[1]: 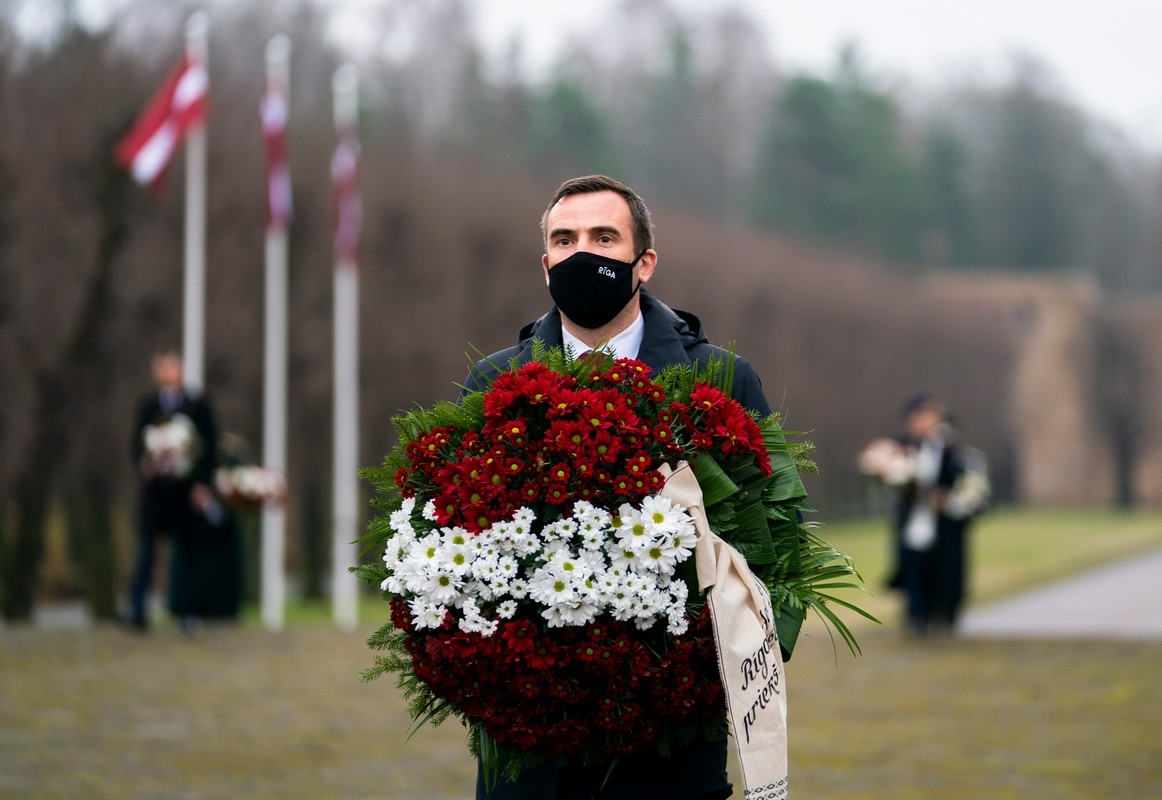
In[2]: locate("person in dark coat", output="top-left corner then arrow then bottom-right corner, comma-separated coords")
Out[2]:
893,393 -> 985,636
128,350 -> 219,631
465,175 -> 773,800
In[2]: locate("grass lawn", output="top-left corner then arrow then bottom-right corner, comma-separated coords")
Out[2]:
2,507 -> 1160,799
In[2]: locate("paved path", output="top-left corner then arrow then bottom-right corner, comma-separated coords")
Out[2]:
961,548 -> 1162,638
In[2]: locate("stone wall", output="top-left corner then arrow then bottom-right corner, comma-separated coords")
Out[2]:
926,273 -> 1162,507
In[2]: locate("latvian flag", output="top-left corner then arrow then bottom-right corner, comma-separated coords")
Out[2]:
115,55 -> 208,187
331,128 -> 361,264
260,75 -> 292,229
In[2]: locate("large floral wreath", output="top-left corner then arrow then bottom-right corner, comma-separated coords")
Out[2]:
357,345 -> 871,786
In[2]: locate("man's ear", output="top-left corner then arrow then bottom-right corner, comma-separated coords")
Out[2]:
636,249 -> 657,284
541,253 -> 550,286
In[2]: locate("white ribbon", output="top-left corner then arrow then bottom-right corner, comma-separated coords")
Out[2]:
660,463 -> 790,800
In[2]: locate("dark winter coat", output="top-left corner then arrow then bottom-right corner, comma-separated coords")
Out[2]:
464,289 -> 772,417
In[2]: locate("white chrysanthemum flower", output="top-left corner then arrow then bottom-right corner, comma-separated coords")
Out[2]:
637,588 -> 668,619
576,549 -> 608,576
488,518 -> 514,539
511,507 -> 536,533
382,539 -> 408,568
668,522 -> 697,561
509,531 -> 541,558
527,566 -> 580,607
621,572 -> 650,596
409,597 -> 447,629
602,564 -> 627,582
496,599 -> 518,619
573,500 -> 612,528
540,605 -> 567,628
608,544 -> 642,572
614,505 -> 651,552
483,576 -> 510,600
544,599 -> 601,628
543,518 -> 578,542
482,586 -> 505,603
406,533 -> 442,566
462,614 -> 499,636
457,615 -> 487,634
421,499 -> 438,521
546,550 -> 592,581
423,568 -> 463,605
578,525 -> 607,552
507,577 -> 529,600
571,499 -> 595,517
388,511 -> 416,541
395,538 -> 434,592
666,607 -> 690,636
639,539 -> 679,574
472,535 -> 500,562
458,598 -> 499,636
540,539 -> 571,560
595,570 -> 622,595
442,526 -> 471,547
582,576 -> 604,608
471,554 -> 501,583
437,543 -> 473,576
495,555 -> 519,579
640,495 -> 686,532
609,597 -> 636,622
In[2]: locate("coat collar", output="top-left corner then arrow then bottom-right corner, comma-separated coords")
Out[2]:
518,290 -> 704,371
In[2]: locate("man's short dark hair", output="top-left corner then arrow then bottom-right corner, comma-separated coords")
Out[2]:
152,348 -> 182,364
902,391 -> 946,419
540,175 -> 655,253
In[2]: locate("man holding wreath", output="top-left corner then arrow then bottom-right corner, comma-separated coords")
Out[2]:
466,175 -> 775,800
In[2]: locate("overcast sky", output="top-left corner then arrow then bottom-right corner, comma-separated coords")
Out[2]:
466,0 -> 1162,152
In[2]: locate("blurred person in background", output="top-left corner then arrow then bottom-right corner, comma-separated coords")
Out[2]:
127,349 -> 220,633
859,392 -> 989,636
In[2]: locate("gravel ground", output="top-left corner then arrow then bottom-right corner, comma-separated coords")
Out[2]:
2,614 -> 1160,799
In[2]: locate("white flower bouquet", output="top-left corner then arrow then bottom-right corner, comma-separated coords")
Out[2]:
214,465 -> 286,511
143,413 -> 199,479
857,437 -> 917,487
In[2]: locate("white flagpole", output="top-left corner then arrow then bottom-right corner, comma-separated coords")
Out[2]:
261,34 -> 291,633
332,64 -> 360,631
183,10 -> 208,392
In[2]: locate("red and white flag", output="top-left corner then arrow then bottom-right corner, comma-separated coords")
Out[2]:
115,55 -> 208,187
260,76 -> 292,229
331,128 -> 361,264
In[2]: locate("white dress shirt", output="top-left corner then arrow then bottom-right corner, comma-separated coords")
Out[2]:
561,311 -> 646,362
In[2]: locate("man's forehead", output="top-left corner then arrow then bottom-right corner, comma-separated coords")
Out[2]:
547,190 -> 632,229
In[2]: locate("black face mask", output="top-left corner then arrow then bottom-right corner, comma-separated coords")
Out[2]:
548,249 -> 646,330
